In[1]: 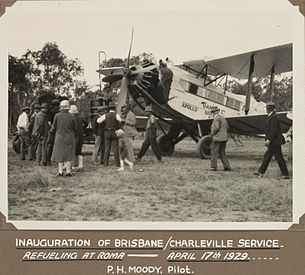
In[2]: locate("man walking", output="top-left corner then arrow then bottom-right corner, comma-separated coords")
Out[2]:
137,105 -> 162,161
209,106 -> 231,171
32,103 -> 50,166
254,102 -> 289,179
97,102 -> 121,166
16,105 -> 32,160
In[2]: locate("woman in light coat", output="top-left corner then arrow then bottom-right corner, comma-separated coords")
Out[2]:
51,100 -> 77,176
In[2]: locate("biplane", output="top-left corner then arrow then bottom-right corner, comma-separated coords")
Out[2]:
98,41 -> 293,159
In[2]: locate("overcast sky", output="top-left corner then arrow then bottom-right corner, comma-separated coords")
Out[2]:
6,0 -> 294,86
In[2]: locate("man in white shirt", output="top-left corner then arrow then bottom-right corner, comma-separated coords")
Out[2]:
16,106 -> 32,160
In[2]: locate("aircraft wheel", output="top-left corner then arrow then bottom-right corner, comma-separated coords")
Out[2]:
12,133 -> 21,154
157,135 -> 175,156
197,135 -> 212,159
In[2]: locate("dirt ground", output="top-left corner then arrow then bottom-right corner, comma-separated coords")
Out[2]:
7,137 -> 292,222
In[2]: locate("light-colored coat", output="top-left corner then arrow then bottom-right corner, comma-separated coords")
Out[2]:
210,114 -> 229,141
123,111 -> 137,138
51,110 -> 77,162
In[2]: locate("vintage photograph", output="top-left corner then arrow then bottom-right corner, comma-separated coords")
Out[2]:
5,1 -> 295,222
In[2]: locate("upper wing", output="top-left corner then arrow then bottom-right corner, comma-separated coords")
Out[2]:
181,43 -> 292,79
198,112 -> 292,136
97,67 -> 125,76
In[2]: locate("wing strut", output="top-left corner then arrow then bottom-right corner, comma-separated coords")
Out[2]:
245,54 -> 255,115
269,65 -> 275,101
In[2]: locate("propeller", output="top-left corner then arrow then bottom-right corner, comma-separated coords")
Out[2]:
115,27 -> 134,115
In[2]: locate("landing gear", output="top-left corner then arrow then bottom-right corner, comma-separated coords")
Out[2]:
196,135 -> 212,159
157,135 -> 175,156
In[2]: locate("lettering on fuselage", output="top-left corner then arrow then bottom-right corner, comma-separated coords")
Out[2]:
181,101 -> 198,112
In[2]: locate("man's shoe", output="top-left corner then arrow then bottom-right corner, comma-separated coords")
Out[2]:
223,168 -> 232,171
210,168 -> 217,171
55,172 -> 64,177
281,175 -> 290,179
117,167 -> 124,172
65,173 -> 73,177
253,171 -> 264,177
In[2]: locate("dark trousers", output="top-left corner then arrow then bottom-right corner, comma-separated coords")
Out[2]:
20,130 -> 32,160
47,143 -> 54,164
104,130 -> 119,166
258,145 -> 289,176
137,128 -> 161,160
36,137 -> 48,165
210,140 -> 231,170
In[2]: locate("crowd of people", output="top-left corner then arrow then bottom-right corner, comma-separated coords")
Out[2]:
15,98 -> 162,176
15,98 -> 291,179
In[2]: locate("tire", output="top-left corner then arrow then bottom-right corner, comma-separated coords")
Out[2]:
12,133 -> 21,154
157,135 -> 175,156
196,135 -> 212,159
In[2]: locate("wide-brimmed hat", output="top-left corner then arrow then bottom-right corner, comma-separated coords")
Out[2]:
266,101 -> 276,108
40,103 -> 49,110
144,105 -> 153,112
286,111 -> 293,120
69,105 -> 79,114
51,99 -> 60,106
210,106 -> 220,113
60,100 -> 70,110
33,104 -> 40,110
22,105 -> 30,111
108,102 -> 116,109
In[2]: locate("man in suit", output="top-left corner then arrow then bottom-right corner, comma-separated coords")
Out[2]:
136,105 -> 162,161
97,102 -> 121,166
92,105 -> 107,164
254,102 -> 289,179
32,103 -> 50,166
210,106 -> 231,171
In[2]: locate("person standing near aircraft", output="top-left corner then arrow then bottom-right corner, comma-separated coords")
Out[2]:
69,105 -> 87,171
136,105 -> 162,162
29,103 -> 40,159
16,105 -> 32,160
121,104 -> 136,163
254,102 -> 289,179
97,102 -> 121,167
92,105 -> 107,164
51,100 -> 77,176
32,103 -> 50,166
209,106 -> 231,171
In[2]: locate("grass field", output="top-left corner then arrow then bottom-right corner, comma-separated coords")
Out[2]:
7,137 -> 292,222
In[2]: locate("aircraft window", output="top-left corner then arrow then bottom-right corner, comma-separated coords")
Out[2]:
180,80 -> 189,92
205,90 -> 226,105
189,83 -> 198,95
197,87 -> 206,97
226,97 -> 241,111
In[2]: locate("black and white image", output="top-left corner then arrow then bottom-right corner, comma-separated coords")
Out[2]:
3,0 -> 302,225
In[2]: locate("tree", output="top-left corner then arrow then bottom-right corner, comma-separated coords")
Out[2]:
225,76 -> 292,111
8,42 -> 86,132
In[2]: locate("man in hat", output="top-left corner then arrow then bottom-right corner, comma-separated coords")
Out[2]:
29,103 -> 41,159
157,60 -> 173,104
254,102 -> 289,179
32,103 -> 50,165
97,102 -> 121,166
137,105 -> 162,161
121,104 -> 136,163
92,105 -> 107,164
69,105 -> 87,170
209,106 -> 231,171
16,105 -> 32,160
46,99 -> 60,165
